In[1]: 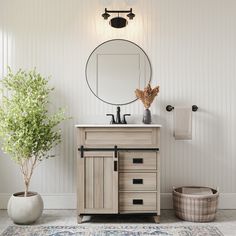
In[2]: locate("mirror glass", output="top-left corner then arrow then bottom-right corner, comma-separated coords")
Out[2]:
86,39 -> 152,105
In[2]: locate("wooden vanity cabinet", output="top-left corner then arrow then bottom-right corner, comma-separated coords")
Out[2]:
76,126 -> 161,223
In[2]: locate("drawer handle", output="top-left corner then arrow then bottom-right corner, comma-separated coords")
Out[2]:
133,158 -> 143,164
133,199 -> 143,205
114,160 -> 117,172
133,179 -> 143,184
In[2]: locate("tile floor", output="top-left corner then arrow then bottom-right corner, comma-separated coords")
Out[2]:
1,210 -> 236,235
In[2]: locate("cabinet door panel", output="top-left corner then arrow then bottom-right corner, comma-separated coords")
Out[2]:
78,152 -> 118,214
85,158 -> 93,209
104,157 -> 114,209
93,157 -> 104,208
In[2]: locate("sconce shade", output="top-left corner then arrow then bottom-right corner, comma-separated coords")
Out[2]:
102,12 -> 110,20
127,12 -> 135,20
110,17 -> 128,28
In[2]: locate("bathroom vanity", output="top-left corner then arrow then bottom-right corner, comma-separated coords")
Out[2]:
77,39 -> 160,223
76,124 -> 161,223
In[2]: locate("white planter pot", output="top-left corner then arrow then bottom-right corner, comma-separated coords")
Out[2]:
7,192 -> 44,224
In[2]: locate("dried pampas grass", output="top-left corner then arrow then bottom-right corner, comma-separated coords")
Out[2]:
135,83 -> 160,109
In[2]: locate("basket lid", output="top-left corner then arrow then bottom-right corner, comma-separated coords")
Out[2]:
182,187 -> 213,195
173,186 -> 219,195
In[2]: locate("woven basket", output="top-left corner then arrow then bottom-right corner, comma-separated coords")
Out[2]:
173,186 -> 219,222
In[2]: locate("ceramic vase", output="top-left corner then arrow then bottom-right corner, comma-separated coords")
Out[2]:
143,108 -> 152,124
7,192 -> 43,224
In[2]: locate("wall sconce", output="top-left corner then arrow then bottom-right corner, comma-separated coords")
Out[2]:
102,8 -> 135,28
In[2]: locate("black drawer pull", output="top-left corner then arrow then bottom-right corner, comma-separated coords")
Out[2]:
133,179 -> 143,184
114,160 -> 117,172
133,158 -> 143,164
133,199 -> 143,205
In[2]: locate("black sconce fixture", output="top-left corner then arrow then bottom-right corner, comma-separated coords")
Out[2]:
102,8 -> 135,28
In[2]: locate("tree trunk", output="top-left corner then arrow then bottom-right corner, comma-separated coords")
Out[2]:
21,157 -> 37,197
24,181 -> 29,197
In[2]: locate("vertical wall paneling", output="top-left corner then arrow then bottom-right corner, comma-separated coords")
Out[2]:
0,0 -> 236,209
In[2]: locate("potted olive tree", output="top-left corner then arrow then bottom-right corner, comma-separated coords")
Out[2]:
0,68 -> 65,224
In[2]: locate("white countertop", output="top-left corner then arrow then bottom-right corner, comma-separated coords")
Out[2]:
75,124 -> 162,128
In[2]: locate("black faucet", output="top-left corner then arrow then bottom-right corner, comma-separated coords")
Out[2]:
106,106 -> 131,124
116,106 -> 122,124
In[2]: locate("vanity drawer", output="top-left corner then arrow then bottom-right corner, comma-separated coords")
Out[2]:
119,152 -> 157,170
119,192 -> 156,212
81,128 -> 158,148
119,173 -> 156,191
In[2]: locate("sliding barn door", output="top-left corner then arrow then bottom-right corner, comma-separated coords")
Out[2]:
78,151 -> 118,214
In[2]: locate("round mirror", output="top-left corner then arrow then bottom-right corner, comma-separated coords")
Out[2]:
86,39 -> 152,105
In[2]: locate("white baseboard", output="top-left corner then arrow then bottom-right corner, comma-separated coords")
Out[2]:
1,193 -> 236,210
0,193 -> 76,210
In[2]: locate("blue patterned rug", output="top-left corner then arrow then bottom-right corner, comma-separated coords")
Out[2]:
1,225 -> 223,236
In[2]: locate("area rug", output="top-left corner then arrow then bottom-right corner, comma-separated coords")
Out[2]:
1,225 -> 223,236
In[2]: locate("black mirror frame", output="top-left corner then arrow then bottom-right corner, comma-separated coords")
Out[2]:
85,39 -> 152,106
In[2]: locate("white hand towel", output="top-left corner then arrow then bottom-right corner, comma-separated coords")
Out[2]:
174,107 -> 192,140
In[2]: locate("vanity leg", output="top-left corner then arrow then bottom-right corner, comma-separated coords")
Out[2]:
154,215 -> 160,223
77,215 -> 83,224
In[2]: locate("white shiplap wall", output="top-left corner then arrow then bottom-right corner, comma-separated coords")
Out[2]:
0,0 -> 236,209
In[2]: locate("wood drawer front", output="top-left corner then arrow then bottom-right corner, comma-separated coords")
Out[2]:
119,173 -> 157,191
81,128 -> 158,147
119,152 -> 157,170
119,192 -> 156,211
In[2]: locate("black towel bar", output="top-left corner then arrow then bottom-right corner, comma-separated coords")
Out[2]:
166,105 -> 198,112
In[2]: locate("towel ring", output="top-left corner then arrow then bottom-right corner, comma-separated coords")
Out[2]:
166,105 -> 198,112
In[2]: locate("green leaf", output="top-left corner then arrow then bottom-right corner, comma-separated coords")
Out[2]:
0,67 -> 67,163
